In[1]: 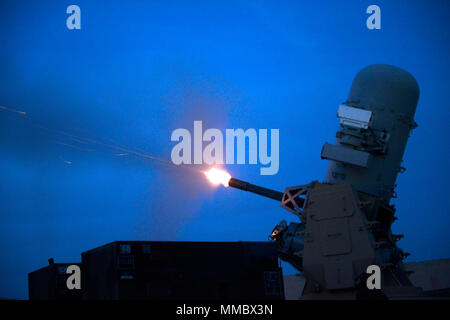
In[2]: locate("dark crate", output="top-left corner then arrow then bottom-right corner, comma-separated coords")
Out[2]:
82,241 -> 284,300
28,263 -> 83,300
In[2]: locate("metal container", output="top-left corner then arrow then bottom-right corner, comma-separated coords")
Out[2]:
81,241 -> 284,300
28,263 -> 83,300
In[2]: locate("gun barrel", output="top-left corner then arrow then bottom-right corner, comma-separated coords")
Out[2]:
228,178 -> 284,202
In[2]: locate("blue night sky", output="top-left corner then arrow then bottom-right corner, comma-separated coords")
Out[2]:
0,1 -> 449,299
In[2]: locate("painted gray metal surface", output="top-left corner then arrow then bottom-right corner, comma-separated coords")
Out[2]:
229,64 -> 423,298
323,64 -> 420,202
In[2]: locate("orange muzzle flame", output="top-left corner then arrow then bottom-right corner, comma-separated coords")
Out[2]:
204,168 -> 231,187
